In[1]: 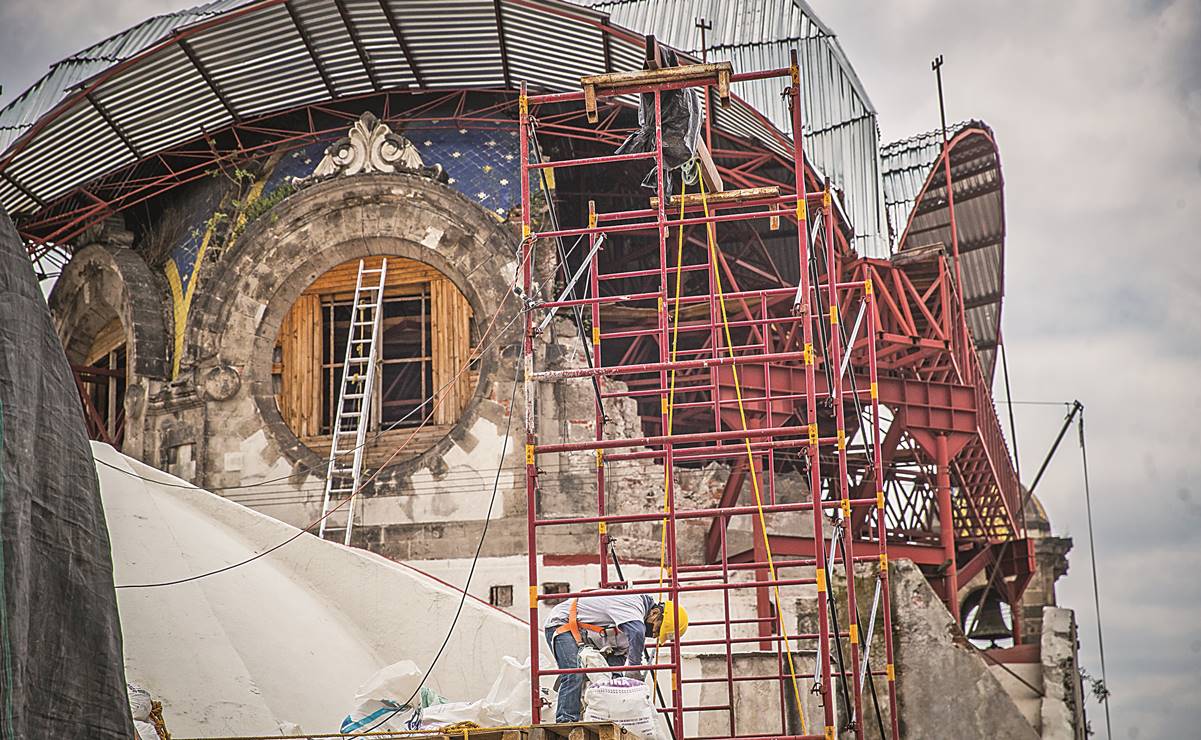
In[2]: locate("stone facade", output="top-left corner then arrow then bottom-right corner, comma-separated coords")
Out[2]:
50,172 -> 538,554
47,168 -> 716,563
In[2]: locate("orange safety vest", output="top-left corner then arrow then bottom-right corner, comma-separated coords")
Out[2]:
553,598 -> 608,645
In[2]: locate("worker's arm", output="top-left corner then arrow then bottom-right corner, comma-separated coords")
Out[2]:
617,620 -> 647,677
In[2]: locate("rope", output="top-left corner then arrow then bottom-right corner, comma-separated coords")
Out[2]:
656,175 -> 690,596
649,174 -> 690,700
697,174 -> 807,732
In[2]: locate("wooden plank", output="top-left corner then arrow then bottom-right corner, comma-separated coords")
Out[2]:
431,277 -> 448,425
304,255 -> 440,297
532,722 -> 628,740
306,294 -> 321,437
278,255 -> 476,444
435,730 -> 529,740
303,424 -> 453,467
649,185 -> 779,209
84,318 -> 126,366
580,61 -> 733,95
695,139 -> 723,193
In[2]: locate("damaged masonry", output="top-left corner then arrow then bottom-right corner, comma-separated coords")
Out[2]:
0,1 -> 1092,739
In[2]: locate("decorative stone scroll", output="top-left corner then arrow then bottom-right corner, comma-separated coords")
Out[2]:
311,112 -> 424,178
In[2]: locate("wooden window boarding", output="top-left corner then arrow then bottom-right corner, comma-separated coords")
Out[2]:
274,256 -> 474,467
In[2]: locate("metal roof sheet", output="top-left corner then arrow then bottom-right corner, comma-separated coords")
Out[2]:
0,0 -> 795,222
0,0 -> 255,153
569,0 -> 890,257
881,120 -> 1006,379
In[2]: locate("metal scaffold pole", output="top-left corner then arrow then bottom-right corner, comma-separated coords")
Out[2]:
519,53 -> 899,739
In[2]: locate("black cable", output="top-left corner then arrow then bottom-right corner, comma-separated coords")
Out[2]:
820,523 -> 854,730
835,529 -> 887,738
528,119 -> 605,413
1078,411 -> 1112,739
394,335 -> 520,717
998,338 -> 1021,484
1020,400 -> 1083,514
116,528 -> 309,589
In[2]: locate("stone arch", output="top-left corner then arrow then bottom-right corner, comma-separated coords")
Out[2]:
49,244 -> 172,381
188,172 -> 519,474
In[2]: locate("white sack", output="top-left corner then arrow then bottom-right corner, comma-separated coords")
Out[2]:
583,678 -> 664,740
353,659 -> 423,704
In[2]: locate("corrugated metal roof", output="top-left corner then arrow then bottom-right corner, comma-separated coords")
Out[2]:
0,0 -> 255,153
880,120 -> 1006,379
569,0 -> 891,258
0,0 -> 792,221
4,0 -> 901,256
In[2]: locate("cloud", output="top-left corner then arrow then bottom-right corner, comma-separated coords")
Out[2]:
0,0 -> 188,107
813,0 -> 1201,735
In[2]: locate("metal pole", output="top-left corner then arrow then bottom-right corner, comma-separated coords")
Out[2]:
867,300 -> 901,740
518,82 -> 542,725
932,55 -> 970,363
935,433 -> 960,622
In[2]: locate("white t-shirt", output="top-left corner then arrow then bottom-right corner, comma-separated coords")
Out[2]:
543,593 -> 654,630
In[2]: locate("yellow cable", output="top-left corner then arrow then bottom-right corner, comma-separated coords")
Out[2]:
652,176 -> 689,698
658,176 -> 689,595
698,175 -> 808,733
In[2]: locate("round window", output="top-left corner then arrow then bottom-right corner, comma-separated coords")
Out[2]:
272,255 -> 475,465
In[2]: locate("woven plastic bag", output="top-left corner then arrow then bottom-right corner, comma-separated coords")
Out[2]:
582,677 -> 664,740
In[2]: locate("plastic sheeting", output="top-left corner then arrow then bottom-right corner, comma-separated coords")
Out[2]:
614,49 -> 704,195
0,209 -> 135,739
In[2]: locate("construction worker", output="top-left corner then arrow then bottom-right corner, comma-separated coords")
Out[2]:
543,593 -> 688,723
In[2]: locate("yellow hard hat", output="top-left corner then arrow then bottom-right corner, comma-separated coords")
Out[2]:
657,601 -> 689,640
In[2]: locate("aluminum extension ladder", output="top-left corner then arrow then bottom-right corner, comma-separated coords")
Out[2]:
318,258 -> 387,545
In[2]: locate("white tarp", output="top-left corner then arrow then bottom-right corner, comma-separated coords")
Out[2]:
94,442 -> 529,737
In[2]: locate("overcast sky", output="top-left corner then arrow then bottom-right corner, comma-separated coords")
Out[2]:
808,2 -> 1201,737
2,1 -> 1199,737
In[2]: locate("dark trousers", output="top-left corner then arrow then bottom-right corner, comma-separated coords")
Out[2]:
545,627 -> 625,722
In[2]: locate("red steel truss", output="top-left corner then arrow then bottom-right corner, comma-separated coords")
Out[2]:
520,55 -> 902,738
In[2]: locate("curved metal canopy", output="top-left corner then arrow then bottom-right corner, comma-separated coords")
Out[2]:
881,121 -> 1006,379
0,0 -> 794,225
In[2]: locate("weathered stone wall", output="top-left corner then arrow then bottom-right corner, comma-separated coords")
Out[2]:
890,558 -> 1040,739
1040,607 -> 1086,740
48,169 -> 728,563
49,225 -> 173,461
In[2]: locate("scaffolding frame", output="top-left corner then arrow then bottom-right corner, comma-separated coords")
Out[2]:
520,53 -> 900,739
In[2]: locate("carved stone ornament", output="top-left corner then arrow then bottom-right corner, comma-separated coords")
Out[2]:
311,112 -> 424,178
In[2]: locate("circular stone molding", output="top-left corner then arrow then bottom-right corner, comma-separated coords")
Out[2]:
190,172 -> 519,477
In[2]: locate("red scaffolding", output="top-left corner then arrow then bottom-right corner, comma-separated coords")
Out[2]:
520,54 -> 900,739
